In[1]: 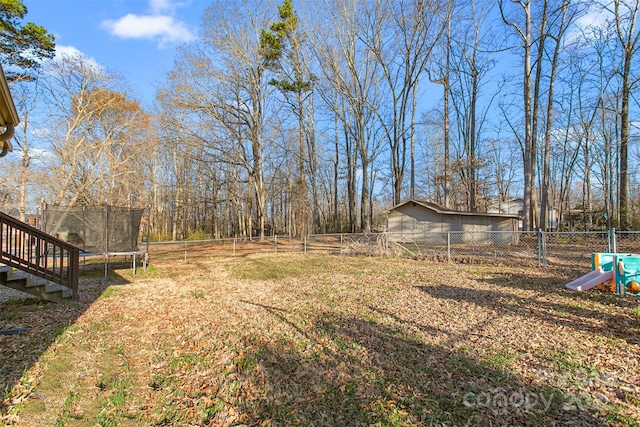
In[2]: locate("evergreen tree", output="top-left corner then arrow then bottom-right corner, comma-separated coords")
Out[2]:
260,0 -> 318,234
0,0 -> 55,80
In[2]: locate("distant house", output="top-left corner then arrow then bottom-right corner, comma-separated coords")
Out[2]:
0,64 -> 18,157
487,197 -> 558,230
387,199 -> 519,245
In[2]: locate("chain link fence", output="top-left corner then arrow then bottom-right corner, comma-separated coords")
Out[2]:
611,231 -> 640,254
389,231 -> 539,267
146,233 -> 390,262
144,230 -> 636,270
390,230 -> 622,268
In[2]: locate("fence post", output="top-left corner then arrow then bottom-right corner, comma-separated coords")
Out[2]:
184,241 -> 187,263
233,238 -> 236,256
607,229 -> 611,253
543,229 -> 547,266
340,234 -> 343,256
274,235 -> 277,253
304,235 -> 307,254
384,233 -> 389,257
537,229 -> 541,267
537,229 -> 544,268
70,247 -> 79,302
612,228 -> 617,253
447,232 -> 451,262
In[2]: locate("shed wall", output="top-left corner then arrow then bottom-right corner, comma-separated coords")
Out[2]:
388,203 -> 518,245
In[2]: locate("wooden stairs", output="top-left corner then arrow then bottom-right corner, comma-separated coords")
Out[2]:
0,266 -> 74,302
0,211 -> 80,302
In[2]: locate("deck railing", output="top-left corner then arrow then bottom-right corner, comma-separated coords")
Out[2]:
0,211 -> 79,301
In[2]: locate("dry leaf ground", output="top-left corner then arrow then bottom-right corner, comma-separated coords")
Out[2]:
1,253 -> 639,426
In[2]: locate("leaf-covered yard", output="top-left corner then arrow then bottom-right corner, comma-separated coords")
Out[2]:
1,254 -> 639,426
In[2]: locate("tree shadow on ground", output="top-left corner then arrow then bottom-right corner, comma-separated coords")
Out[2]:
224,302 -> 607,426
0,270 -> 131,415
477,267 -> 639,309
417,283 -> 639,346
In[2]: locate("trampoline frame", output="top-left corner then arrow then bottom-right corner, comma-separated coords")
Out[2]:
42,203 -> 148,278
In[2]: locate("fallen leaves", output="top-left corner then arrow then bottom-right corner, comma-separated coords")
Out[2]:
0,254 -> 638,426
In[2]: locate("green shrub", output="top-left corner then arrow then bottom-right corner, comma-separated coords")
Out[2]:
144,232 -> 172,242
186,229 -> 210,241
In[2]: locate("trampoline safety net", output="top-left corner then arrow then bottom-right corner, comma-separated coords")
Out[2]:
43,205 -> 144,254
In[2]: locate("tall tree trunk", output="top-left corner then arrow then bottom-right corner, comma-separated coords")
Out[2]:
334,114 -> 340,232
410,83 -> 417,199
614,0 -> 640,229
307,96 -> 320,233
501,0 -> 535,230
529,0 -> 549,230
360,156 -> 370,232
345,120 -> 356,233
172,145 -> 180,241
541,1 -> 569,231
469,68 -> 478,211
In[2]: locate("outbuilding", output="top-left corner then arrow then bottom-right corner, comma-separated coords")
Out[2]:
487,197 -> 558,230
387,199 -> 519,245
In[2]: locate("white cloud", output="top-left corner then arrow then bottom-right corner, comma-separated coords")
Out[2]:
28,147 -> 54,162
566,4 -> 614,44
54,45 -> 83,59
575,7 -> 612,31
149,0 -> 173,14
100,1 -> 195,48
30,127 -> 51,138
53,45 -> 103,70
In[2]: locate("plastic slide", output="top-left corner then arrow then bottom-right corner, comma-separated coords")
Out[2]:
565,269 -> 613,292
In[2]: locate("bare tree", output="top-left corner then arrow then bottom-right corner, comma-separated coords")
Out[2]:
539,1 -> 582,230
11,76 -> 41,221
449,0 -> 500,212
429,1 -> 453,208
364,0 -> 444,205
261,0 -> 320,235
500,0 -> 535,230
500,0 -> 578,230
161,0 -> 274,239
311,0 -> 389,232
581,21 -> 623,229
40,54 -> 149,207
612,0 -> 640,229
486,135 -> 521,203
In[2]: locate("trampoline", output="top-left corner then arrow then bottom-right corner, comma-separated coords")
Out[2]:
42,204 -> 148,276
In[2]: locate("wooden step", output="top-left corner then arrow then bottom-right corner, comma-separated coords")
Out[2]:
43,282 -> 73,299
8,271 -> 28,282
25,276 -> 48,288
0,265 -> 10,279
0,265 -> 73,303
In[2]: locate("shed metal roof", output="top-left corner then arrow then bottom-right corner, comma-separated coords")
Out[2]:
388,199 -> 520,219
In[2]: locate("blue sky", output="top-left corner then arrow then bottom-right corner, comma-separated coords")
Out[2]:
24,0 -> 611,110
26,0 -> 211,107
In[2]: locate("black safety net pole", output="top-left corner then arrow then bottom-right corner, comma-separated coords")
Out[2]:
104,203 -> 108,278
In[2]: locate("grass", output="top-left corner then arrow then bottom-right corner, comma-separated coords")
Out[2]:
190,289 -> 205,298
484,349 -> 519,370
100,287 -> 123,299
1,253 -> 639,426
230,254 -> 332,280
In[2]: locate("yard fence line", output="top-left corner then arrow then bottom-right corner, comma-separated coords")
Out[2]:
144,230 -> 640,269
